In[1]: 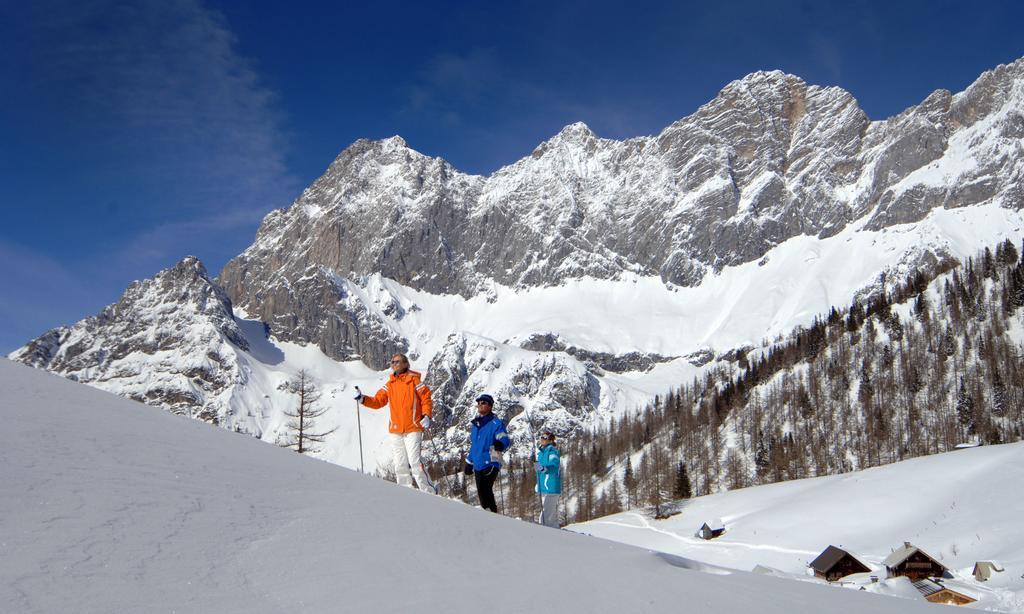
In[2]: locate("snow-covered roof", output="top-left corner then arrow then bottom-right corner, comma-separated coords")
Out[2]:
883,543 -> 945,570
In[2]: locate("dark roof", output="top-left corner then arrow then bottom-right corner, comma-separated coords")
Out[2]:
912,579 -> 975,601
912,579 -> 944,598
809,546 -> 869,573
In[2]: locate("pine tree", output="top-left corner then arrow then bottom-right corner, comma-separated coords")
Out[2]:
623,456 -> 636,509
956,377 -> 975,435
674,459 -> 692,499
913,292 -> 930,323
992,369 -> 1008,417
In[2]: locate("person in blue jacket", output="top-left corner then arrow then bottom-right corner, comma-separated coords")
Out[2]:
463,394 -> 510,513
534,430 -> 561,527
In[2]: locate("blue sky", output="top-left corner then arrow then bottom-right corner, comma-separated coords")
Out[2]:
2,0 -> 1022,352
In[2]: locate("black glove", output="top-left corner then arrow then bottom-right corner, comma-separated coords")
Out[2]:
493,440 -> 506,452
463,462 -> 473,475
482,465 -> 498,477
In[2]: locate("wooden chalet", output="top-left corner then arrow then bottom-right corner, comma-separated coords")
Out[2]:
695,518 -> 725,540
808,545 -> 871,582
883,542 -> 948,580
912,579 -> 976,606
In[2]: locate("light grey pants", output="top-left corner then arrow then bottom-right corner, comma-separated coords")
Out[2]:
539,493 -> 560,528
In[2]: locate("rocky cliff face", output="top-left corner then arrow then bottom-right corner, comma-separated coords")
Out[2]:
12,257 -> 248,423
219,59 -> 1024,366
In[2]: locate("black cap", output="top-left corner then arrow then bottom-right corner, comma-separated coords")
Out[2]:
475,394 -> 494,406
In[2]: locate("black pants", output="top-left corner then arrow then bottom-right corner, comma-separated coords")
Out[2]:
474,468 -> 500,513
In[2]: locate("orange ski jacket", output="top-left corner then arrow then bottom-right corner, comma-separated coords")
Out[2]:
361,370 -> 433,434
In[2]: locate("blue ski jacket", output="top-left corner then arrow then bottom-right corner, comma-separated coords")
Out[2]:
467,413 -> 510,471
535,443 -> 561,494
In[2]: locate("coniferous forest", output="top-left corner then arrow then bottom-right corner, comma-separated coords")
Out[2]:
441,239 -> 1024,524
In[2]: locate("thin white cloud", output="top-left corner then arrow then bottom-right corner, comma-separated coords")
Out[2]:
2,0 -> 301,348
26,0 -> 297,217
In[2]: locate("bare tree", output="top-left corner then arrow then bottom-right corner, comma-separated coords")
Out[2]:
282,370 -> 336,454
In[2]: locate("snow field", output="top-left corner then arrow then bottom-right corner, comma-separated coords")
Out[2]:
575,442 -> 1024,611
0,359 -> 943,613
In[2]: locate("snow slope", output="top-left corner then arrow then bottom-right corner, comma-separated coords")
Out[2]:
0,358 -> 941,614
574,443 -> 1024,611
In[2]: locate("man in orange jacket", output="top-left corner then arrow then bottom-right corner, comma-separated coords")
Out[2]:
356,353 -> 435,492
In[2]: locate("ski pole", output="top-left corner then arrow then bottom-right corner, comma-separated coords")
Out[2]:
354,386 -> 365,474
519,401 -> 545,516
498,467 -> 506,513
425,425 -> 455,495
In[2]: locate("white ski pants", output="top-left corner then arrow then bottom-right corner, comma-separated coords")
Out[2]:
539,493 -> 560,528
389,432 -> 432,491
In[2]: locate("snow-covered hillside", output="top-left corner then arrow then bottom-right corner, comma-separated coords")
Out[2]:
0,359 -> 942,613
574,442 -> 1024,611
12,202 -> 1024,473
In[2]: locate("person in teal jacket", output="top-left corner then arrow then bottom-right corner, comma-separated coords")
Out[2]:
534,430 -> 561,527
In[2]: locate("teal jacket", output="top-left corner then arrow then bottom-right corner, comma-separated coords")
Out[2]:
535,443 -> 561,494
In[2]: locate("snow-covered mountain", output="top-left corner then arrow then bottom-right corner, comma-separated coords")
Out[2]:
218,57 -> 1024,363
11,57 -> 1024,471
13,257 -> 248,422
0,358 -> 946,613
574,441 -> 1024,612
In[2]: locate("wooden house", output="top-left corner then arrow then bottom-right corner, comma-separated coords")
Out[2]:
695,518 -> 725,540
883,542 -> 948,580
912,579 -> 976,606
972,560 -> 1004,582
809,545 -> 871,582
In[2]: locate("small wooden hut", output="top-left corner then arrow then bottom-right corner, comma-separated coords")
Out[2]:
912,579 -> 976,606
808,545 -> 871,582
883,542 -> 948,580
695,518 -> 725,540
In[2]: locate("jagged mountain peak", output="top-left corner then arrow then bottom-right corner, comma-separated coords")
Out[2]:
332,134 -> 415,163
734,68 -> 801,85
526,120 -> 607,162
551,121 -> 597,141
163,254 -> 210,282
717,69 -> 806,99
11,254 -> 251,421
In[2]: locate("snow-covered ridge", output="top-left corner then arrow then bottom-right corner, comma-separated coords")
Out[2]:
219,57 -> 1024,365
0,359 -> 944,613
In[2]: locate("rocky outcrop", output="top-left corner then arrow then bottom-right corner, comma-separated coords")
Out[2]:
10,257 -> 249,422
424,333 -> 600,454
219,59 -> 1024,366
515,332 -> 675,373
